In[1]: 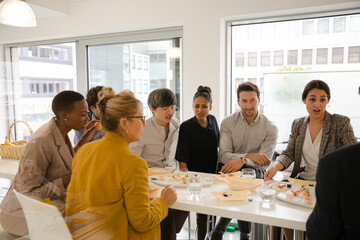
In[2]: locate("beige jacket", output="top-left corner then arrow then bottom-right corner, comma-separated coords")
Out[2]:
1,117 -> 74,217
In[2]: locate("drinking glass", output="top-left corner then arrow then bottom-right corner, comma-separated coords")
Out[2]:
259,181 -> 276,208
241,168 -> 256,179
164,159 -> 178,173
186,174 -> 203,201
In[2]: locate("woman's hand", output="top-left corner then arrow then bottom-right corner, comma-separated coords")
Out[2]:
161,185 -> 177,206
179,162 -> 188,172
264,161 -> 285,181
74,120 -> 99,152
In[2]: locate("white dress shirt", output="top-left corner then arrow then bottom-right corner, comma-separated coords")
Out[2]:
219,111 -> 278,171
299,125 -> 323,181
130,116 -> 179,168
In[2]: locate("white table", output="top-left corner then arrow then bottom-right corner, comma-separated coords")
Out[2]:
150,171 -> 312,238
0,157 -> 19,181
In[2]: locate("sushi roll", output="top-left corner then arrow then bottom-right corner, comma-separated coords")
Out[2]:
159,175 -> 167,181
299,191 -> 310,198
286,191 -> 295,199
275,182 -> 287,191
303,197 -> 312,204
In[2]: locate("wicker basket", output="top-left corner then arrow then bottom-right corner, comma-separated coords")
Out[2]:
0,120 -> 33,159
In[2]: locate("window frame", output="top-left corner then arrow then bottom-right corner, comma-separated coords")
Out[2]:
3,27 -> 183,128
226,8 -> 360,117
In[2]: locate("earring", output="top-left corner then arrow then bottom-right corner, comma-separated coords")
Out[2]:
126,129 -> 128,133
64,118 -> 67,121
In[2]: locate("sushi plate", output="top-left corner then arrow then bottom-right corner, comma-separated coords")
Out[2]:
276,183 -> 316,209
150,173 -> 214,188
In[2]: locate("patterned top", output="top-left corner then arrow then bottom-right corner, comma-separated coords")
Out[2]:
277,111 -> 357,178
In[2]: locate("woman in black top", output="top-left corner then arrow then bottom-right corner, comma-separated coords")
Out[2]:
175,86 -> 220,240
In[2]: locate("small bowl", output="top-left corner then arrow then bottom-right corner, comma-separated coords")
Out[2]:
224,177 -> 261,191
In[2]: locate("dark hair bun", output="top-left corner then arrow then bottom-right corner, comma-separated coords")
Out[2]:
197,86 -> 211,93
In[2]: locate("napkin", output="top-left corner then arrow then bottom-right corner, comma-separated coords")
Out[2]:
212,190 -> 250,201
148,168 -> 172,176
287,178 -> 316,188
212,171 -> 242,182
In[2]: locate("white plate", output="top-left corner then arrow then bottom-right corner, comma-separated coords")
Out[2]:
276,183 -> 316,209
150,173 -> 214,188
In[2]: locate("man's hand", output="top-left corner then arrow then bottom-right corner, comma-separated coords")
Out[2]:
221,159 -> 244,173
245,153 -> 271,166
179,162 -> 188,172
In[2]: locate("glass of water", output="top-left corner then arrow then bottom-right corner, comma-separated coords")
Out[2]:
259,181 -> 276,207
241,168 -> 256,179
164,159 -> 178,172
186,174 -> 203,201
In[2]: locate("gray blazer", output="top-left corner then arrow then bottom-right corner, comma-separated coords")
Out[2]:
0,118 -> 74,217
277,111 -> 357,178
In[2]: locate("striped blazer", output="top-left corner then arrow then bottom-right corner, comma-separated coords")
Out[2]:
277,111 -> 357,178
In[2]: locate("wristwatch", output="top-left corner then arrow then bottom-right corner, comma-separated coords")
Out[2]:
241,157 -> 248,165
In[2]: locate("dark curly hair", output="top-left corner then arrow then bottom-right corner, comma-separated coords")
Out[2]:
86,86 -> 104,111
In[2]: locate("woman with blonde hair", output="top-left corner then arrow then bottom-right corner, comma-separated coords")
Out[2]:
66,89 -> 177,239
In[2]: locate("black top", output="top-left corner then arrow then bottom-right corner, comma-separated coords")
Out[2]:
306,143 -> 360,240
175,114 -> 220,174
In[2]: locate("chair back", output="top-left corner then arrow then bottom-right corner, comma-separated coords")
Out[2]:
13,190 -> 72,240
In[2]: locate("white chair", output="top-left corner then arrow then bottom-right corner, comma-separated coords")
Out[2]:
13,190 -> 72,240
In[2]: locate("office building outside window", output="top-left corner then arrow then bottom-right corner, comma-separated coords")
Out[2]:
230,13 -> 360,142
302,49 -> 312,65
248,52 -> 257,67
261,51 -> 270,66
316,48 -> 328,64
288,50 -> 298,65
348,46 -> 360,63
332,47 -> 344,64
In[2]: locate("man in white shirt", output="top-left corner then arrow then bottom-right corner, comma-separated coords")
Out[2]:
130,88 -> 185,240
130,88 -> 179,168
211,82 -> 278,240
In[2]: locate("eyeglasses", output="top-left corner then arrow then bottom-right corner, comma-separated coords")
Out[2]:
126,116 -> 146,123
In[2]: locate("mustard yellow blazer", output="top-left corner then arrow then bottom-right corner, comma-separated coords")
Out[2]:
66,132 -> 168,240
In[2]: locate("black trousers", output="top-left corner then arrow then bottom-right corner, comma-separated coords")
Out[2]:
161,208 -> 189,240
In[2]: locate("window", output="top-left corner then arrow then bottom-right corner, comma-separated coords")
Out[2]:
348,46 -> 360,63
287,50 -> 298,65
230,12 -> 360,142
332,47 -> 344,64
86,36 -> 182,119
143,56 -> 149,70
316,48 -> 328,64
235,53 -> 244,67
317,19 -> 329,34
274,51 -> 284,66
350,15 -> 360,32
333,17 -> 346,33
248,52 -> 257,67
7,43 -> 76,133
261,51 -> 270,66
136,56 -> 142,70
302,20 -> 314,35
131,55 -> 135,69
302,49 -> 312,65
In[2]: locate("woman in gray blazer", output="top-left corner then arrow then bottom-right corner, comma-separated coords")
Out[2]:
265,80 -> 357,181
264,80 -> 357,240
0,91 -> 97,237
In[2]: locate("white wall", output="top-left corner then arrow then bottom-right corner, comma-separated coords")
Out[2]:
0,0 -> 359,123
